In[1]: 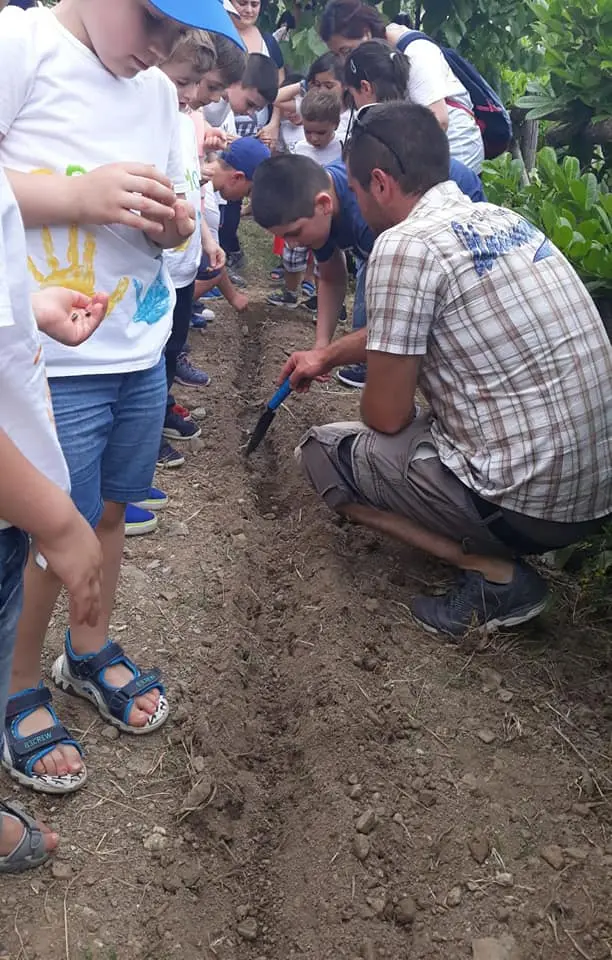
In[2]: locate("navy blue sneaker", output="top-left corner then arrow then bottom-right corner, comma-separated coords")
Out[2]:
174,353 -> 211,388
156,440 -> 185,469
337,363 -> 366,388
163,409 -> 202,441
411,563 -> 549,638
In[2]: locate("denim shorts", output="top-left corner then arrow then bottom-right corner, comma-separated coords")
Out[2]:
0,528 -> 29,729
49,359 -> 167,527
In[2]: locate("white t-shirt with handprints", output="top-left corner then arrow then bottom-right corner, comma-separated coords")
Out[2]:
0,6 -> 183,377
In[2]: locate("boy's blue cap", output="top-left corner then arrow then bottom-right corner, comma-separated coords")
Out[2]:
150,0 -> 245,49
221,138 -> 271,180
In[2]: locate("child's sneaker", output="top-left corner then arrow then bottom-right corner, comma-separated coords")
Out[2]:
125,504 -> 158,536
172,403 -> 192,421
302,280 -> 316,297
266,288 -> 299,309
197,288 -> 222,302
157,440 -> 185,468
302,294 -> 318,313
226,250 -> 245,270
191,308 -> 215,329
132,487 -> 169,511
228,272 -> 247,289
163,408 -> 202,441
337,363 -> 367,389
175,353 -> 211,388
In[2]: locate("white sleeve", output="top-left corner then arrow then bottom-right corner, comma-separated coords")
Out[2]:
158,80 -> 183,187
403,38 -> 457,106
0,8 -> 40,139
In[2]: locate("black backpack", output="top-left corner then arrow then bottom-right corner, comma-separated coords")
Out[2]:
396,31 -> 512,159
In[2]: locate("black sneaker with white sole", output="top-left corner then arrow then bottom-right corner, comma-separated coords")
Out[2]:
411,562 -> 549,639
302,294 -> 318,313
266,288 -> 299,309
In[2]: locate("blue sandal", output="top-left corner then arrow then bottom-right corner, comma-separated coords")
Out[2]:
51,632 -> 169,735
2,685 -> 87,794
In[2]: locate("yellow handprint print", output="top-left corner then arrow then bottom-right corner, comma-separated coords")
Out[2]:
28,226 -> 129,315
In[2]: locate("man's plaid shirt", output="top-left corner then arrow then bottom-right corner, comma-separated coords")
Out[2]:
366,182 -> 612,523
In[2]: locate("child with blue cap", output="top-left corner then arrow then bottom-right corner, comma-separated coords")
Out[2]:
192,136 -> 271,317
0,0 -> 243,807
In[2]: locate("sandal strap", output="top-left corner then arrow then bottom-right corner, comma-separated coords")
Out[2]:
5,686 -> 52,720
8,723 -> 79,761
67,641 -> 124,680
107,669 -> 163,719
0,800 -> 30,832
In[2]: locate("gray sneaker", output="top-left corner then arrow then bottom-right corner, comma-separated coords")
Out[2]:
411,562 -> 548,638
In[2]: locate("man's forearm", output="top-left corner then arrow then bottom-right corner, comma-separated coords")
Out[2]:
6,169 -> 81,228
314,276 -> 347,348
0,431 -> 75,541
323,328 -> 367,370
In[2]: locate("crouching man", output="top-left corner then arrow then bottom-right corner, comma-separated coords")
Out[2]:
280,102 -> 612,638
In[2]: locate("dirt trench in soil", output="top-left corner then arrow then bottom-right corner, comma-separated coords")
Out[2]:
1,223 -> 611,960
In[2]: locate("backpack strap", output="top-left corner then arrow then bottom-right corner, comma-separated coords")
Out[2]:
262,31 -> 284,70
395,29 -> 435,53
445,96 -> 475,119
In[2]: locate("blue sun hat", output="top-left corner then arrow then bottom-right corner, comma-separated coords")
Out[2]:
151,0 -> 245,48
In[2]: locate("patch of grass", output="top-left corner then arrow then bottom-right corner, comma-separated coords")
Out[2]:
239,218 -> 277,279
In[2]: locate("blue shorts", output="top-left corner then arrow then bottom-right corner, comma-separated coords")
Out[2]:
0,528 -> 29,729
49,360 -> 167,527
196,252 -> 223,282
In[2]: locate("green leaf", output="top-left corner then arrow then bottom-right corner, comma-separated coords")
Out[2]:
540,200 -> 559,236
562,155 -> 580,180
552,221 -> 574,249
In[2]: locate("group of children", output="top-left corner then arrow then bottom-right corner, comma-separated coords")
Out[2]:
0,0 -> 291,870
0,0 -> 491,872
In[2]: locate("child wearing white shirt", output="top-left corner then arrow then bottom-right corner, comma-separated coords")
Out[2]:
0,164 -> 106,870
0,0 -> 241,795
159,31 -> 224,464
267,88 -> 342,310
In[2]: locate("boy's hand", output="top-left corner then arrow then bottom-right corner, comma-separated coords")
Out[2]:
37,508 -> 103,627
203,240 -> 226,271
229,291 -> 248,313
32,288 -> 109,345
172,198 -> 196,238
143,198 -> 195,247
258,124 -> 279,151
75,163 -> 177,235
203,130 -> 230,151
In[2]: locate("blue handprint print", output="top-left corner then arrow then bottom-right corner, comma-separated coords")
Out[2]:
132,266 -> 171,325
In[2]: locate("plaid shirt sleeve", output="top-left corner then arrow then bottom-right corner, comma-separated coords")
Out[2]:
366,231 -> 446,356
